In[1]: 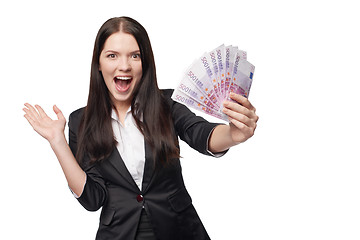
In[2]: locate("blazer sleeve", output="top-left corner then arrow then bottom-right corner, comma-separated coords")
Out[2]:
163,89 -> 227,156
68,108 -> 108,212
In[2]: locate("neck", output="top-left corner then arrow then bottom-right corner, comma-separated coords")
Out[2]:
114,102 -> 131,125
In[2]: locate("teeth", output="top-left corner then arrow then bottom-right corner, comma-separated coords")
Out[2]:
116,76 -> 132,80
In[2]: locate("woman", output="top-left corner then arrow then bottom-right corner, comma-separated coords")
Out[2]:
23,17 -> 258,240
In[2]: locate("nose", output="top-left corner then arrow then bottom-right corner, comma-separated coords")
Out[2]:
117,57 -> 131,72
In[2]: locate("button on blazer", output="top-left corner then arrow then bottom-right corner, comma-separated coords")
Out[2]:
68,89 -> 221,240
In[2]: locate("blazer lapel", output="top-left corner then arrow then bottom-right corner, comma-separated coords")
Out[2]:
105,143 -> 156,193
141,142 -> 156,193
107,148 -> 139,190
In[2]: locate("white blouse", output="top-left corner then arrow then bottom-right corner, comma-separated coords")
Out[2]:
111,108 -> 145,191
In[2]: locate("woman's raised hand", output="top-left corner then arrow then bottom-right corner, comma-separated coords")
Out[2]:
23,103 -> 86,196
23,104 -> 66,144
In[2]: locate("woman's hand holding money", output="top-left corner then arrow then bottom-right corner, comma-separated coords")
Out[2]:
208,92 -> 258,153
223,92 -> 258,142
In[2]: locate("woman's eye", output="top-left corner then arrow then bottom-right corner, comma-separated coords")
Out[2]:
132,53 -> 140,59
107,54 -> 116,58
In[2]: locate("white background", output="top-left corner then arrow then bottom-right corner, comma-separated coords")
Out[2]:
1,0 -> 359,239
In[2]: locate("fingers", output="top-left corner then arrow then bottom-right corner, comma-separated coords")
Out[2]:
229,117 -> 255,137
53,105 -> 65,121
229,92 -> 256,112
223,101 -> 258,122
223,101 -> 255,120
23,103 -> 63,123
35,104 -> 49,118
23,110 -> 36,126
24,103 -> 40,120
223,106 -> 257,129
222,93 -> 259,129
23,103 -> 41,130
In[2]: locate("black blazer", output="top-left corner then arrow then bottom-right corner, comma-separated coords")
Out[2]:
68,89 -> 222,240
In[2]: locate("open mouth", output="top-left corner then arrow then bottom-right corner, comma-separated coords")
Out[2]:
114,76 -> 133,92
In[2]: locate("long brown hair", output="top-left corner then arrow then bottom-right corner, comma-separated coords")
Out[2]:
76,17 -> 179,167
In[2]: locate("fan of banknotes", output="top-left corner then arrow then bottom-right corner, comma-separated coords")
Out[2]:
171,44 -> 255,121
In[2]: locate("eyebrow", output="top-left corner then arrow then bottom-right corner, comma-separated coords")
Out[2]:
131,50 -> 141,55
104,49 -> 140,54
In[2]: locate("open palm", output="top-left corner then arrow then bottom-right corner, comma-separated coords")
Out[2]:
23,103 -> 66,143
